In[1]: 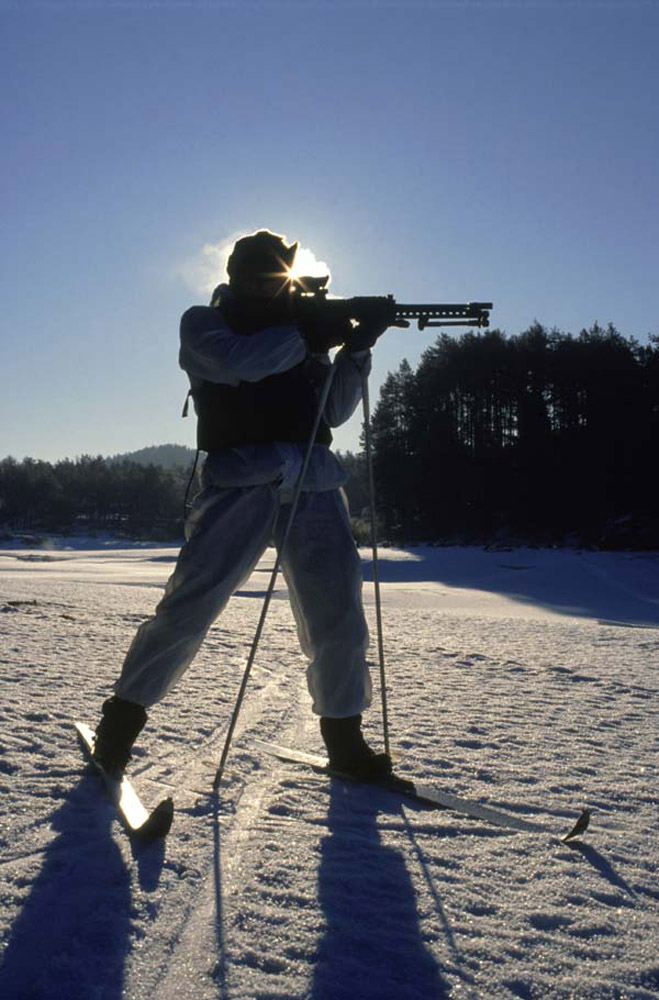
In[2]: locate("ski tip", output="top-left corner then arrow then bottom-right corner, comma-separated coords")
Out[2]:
561,808 -> 591,843
134,797 -> 174,843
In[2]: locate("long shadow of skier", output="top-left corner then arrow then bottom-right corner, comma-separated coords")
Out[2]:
312,778 -> 452,1000
0,772 -> 156,1000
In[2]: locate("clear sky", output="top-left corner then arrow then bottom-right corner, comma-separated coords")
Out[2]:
2,0 -> 657,462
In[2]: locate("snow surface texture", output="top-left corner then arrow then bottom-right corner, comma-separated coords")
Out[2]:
1,541 -> 658,1000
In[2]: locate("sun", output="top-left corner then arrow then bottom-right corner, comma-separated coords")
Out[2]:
287,245 -> 331,283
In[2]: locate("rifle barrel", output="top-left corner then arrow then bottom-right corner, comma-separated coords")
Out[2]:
292,289 -> 492,330
395,302 -> 492,329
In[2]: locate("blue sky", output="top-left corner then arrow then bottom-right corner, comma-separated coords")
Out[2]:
2,0 -> 657,461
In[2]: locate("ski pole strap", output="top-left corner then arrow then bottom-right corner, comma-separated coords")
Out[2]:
183,449 -> 200,519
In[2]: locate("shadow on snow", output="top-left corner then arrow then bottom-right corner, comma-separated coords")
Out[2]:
0,772 -> 166,1000
312,779 -> 459,1000
361,546 -> 659,627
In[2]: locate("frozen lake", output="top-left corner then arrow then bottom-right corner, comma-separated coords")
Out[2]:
1,542 -> 658,999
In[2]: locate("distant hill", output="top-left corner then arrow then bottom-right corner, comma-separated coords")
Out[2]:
107,444 -> 199,468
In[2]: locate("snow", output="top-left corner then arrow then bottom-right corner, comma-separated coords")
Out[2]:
1,541 -> 659,1000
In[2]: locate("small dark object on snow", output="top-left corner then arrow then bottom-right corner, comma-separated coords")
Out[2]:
561,808 -> 591,842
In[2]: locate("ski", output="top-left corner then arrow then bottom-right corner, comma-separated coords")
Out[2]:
75,722 -> 174,842
252,739 -> 590,842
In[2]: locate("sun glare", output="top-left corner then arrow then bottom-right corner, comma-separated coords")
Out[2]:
180,236 -> 332,298
288,245 -> 331,283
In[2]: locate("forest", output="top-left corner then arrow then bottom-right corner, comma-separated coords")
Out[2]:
1,324 -> 657,548
0,450 -> 194,541
367,323 -> 659,548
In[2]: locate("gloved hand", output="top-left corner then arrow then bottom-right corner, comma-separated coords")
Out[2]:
297,311 -> 353,354
345,299 -> 398,352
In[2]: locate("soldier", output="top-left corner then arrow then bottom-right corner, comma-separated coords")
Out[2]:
93,230 -> 392,780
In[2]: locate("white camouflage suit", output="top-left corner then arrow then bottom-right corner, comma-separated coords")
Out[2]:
114,285 -> 373,718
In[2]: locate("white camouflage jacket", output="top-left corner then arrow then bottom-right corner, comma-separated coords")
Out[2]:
179,284 -> 370,496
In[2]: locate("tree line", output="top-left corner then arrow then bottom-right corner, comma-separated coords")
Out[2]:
2,324 -> 657,547
0,448 -> 365,543
0,453 -> 195,540
366,323 -> 659,548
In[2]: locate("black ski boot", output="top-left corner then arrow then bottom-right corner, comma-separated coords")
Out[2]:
320,714 -> 392,780
93,696 -> 147,775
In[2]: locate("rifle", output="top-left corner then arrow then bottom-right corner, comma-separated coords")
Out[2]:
289,274 -> 492,330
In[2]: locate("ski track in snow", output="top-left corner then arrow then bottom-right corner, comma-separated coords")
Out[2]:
1,543 -> 659,999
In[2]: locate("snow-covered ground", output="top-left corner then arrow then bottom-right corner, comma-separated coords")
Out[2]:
1,541 -> 658,1000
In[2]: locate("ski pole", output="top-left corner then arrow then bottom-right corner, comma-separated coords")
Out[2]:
360,369 -> 391,758
213,360 -> 339,791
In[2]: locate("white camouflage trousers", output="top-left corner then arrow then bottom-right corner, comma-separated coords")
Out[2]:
114,485 -> 372,718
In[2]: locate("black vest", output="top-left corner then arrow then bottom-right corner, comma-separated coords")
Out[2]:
190,303 -> 333,452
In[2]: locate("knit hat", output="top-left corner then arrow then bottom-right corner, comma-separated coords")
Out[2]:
227,230 -> 298,284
